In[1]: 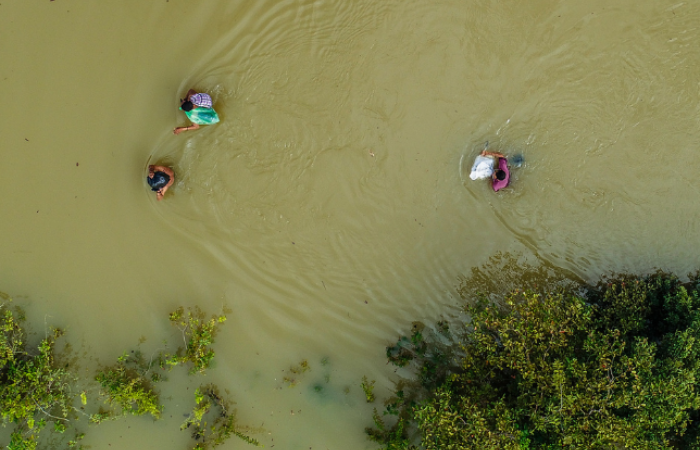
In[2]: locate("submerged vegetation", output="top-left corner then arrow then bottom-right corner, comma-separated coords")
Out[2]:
0,298 -> 81,450
282,359 -> 310,387
167,307 -> 227,374
0,297 -> 257,450
367,271 -> 700,449
94,351 -> 163,419
181,385 -> 261,449
361,376 -> 376,403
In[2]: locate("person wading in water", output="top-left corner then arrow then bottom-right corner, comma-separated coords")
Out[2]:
470,146 -> 511,192
147,165 -> 174,201
173,89 -> 220,135
490,155 -> 510,192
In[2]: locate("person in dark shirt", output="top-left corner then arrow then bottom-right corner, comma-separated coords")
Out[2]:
147,165 -> 174,201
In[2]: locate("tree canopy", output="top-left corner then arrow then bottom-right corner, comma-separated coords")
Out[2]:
368,272 -> 700,449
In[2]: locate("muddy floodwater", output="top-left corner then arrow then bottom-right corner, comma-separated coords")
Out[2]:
2,0 -> 700,449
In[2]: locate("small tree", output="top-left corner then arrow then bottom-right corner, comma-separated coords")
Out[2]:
367,272 -> 700,449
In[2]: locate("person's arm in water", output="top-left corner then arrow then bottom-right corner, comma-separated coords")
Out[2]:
481,150 -> 505,158
148,165 -> 175,201
173,123 -> 200,135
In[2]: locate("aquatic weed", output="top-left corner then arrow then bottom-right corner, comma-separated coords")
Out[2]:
181,384 -> 260,449
0,299 -> 83,450
167,306 -> 227,374
361,376 -> 375,403
283,359 -> 310,387
94,352 -> 162,419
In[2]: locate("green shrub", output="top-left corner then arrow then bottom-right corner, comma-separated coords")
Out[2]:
168,307 -> 227,374
0,297 -> 240,449
95,351 -> 162,419
181,384 -> 260,449
0,298 -> 81,450
367,272 -> 700,449
362,376 -> 376,403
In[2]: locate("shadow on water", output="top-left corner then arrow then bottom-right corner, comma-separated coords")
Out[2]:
456,252 -> 585,305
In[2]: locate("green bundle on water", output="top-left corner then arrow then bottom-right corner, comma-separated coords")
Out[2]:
184,107 -> 220,126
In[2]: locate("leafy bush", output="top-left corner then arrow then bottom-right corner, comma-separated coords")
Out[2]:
362,376 -> 376,403
94,351 -> 163,419
181,384 -> 260,449
168,307 -> 227,374
0,297 -> 246,449
0,297 -> 81,450
367,272 -> 700,449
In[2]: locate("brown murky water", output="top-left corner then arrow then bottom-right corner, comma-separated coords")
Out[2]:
2,0 -> 700,448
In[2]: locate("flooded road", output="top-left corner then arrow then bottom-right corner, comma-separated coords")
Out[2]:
1,1 -> 700,449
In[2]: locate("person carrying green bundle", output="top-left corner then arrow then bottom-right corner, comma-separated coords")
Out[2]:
173,89 -> 220,135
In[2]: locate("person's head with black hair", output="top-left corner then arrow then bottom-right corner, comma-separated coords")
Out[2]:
495,170 -> 506,181
180,100 -> 194,112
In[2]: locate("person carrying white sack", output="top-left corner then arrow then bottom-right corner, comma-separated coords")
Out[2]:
473,151 -> 512,194
469,149 -> 505,181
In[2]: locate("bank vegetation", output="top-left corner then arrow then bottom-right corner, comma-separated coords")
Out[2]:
367,270 -> 700,449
